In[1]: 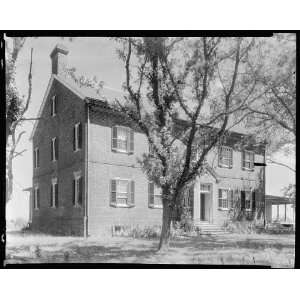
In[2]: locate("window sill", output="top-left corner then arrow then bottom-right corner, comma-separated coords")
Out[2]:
149,204 -> 163,209
73,205 -> 82,208
110,203 -> 135,208
218,164 -> 232,169
242,167 -> 255,172
112,149 -> 134,155
218,208 -> 229,211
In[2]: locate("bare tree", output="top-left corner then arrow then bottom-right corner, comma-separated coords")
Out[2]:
114,37 -> 258,250
6,39 -> 34,204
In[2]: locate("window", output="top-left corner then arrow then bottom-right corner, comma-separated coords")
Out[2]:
242,150 -> 254,171
50,178 -> 58,208
112,126 -> 134,154
51,137 -> 58,161
218,189 -> 229,209
73,122 -> 82,151
218,146 -> 233,168
110,179 -> 135,207
200,184 -> 211,193
34,147 -> 39,168
73,172 -> 83,207
245,190 -> 252,211
148,182 -> 162,208
33,185 -> 40,210
51,95 -> 57,116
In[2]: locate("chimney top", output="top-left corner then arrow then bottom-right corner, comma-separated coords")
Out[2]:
50,44 -> 69,76
50,44 -> 69,58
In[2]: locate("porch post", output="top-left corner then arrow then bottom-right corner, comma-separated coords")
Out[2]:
193,179 -> 200,221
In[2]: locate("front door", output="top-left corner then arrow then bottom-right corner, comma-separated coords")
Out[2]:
200,193 -> 206,221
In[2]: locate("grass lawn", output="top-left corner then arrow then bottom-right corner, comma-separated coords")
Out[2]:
5,231 -> 295,267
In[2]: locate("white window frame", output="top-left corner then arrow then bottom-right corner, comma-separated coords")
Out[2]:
74,122 -> 81,152
34,147 -> 39,168
149,182 -> 163,209
51,178 -> 58,208
51,137 -> 57,161
245,190 -> 252,211
73,171 -> 82,207
200,183 -> 211,194
110,178 -> 134,207
115,178 -> 129,207
218,188 -> 230,210
34,185 -> 39,210
242,150 -> 255,171
51,95 -> 56,117
112,126 -> 132,154
219,146 -> 233,168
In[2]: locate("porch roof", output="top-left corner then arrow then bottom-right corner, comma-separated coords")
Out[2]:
265,195 -> 295,205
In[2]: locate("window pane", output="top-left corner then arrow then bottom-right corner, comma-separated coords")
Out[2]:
154,195 -> 162,206
118,127 -> 127,140
222,189 -> 228,199
200,184 -> 210,192
117,180 -> 128,193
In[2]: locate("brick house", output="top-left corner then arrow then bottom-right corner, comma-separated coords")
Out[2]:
29,44 -> 266,236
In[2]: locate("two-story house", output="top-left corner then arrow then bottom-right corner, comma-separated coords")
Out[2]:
29,44 -> 266,236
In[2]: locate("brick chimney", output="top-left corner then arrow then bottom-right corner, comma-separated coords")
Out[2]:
50,44 -> 69,76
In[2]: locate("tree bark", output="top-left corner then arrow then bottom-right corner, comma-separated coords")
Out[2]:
6,146 -> 14,204
158,189 -> 174,251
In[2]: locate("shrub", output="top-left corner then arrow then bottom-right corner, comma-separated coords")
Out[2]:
112,225 -> 162,239
179,207 -> 194,232
223,220 -> 259,234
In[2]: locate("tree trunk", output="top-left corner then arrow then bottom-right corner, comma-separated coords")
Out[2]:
6,150 -> 13,204
158,189 -> 174,251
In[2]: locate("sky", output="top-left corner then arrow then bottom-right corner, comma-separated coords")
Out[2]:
6,37 -> 296,221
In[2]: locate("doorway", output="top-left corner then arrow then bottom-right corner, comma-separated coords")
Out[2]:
200,193 -> 206,221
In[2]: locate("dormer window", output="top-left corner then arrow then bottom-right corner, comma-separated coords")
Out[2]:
51,95 -> 57,117
111,126 -> 134,154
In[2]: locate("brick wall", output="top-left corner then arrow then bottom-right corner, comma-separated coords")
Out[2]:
87,108 -> 162,236
31,79 -> 86,235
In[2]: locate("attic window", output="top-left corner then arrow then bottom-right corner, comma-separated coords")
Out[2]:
51,95 -> 57,116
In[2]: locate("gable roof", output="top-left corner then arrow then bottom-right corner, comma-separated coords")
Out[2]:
29,74 -> 124,141
30,73 -> 266,154
202,163 -> 220,183
265,195 -> 295,204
